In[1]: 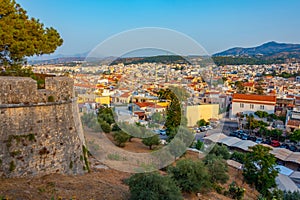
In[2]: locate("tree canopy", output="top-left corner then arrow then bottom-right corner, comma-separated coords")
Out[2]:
0,0 -> 63,66
208,144 -> 231,160
290,130 -> 300,142
204,154 -> 229,184
142,135 -> 160,150
113,131 -> 130,147
254,111 -> 269,118
243,145 -> 278,196
197,119 -> 209,127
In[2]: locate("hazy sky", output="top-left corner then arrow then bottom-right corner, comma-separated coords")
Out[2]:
18,0 -> 300,56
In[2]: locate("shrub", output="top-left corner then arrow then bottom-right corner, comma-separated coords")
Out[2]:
283,191 -> 300,200
112,123 -> 121,131
127,172 -> 183,200
226,181 -> 245,200
209,144 -> 230,160
142,135 -> 160,150
99,120 -> 111,133
113,131 -> 130,147
230,151 -> 246,164
9,160 -> 16,171
195,140 -> 204,150
204,154 -> 229,184
47,95 -> 55,102
168,159 -> 211,193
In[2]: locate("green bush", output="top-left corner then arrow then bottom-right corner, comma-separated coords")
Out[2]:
142,134 -> 160,150
195,140 -> 204,150
47,95 -> 55,102
283,191 -> 300,200
99,120 -> 111,133
9,160 -> 16,171
230,151 -> 246,164
113,131 -> 130,147
168,159 -> 211,193
254,111 -> 269,118
209,144 -> 230,160
204,154 -> 229,184
226,181 -> 245,200
127,172 -> 183,200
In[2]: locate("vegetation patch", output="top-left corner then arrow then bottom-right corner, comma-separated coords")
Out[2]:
107,153 -> 121,161
6,134 -> 36,148
82,145 -> 90,172
9,160 -> 16,172
69,161 -> 73,169
47,96 -> 55,102
10,150 -> 21,157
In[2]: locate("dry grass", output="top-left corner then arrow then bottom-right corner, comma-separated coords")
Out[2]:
0,129 -> 259,200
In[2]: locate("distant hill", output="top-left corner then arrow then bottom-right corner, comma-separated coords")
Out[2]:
28,57 -> 86,65
214,41 -> 300,57
212,41 -> 300,65
111,55 -> 191,65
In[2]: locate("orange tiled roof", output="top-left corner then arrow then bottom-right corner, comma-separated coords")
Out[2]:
243,82 -> 254,87
232,93 -> 276,102
135,102 -> 155,108
120,92 -> 131,98
134,111 -> 146,117
287,120 -> 300,127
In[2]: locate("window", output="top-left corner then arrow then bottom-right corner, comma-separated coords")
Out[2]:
260,105 -> 264,110
250,104 -> 254,109
240,103 -> 244,108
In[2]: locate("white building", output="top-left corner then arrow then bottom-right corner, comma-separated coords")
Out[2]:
230,93 -> 276,117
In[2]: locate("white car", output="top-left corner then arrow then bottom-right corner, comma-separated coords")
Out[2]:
200,126 -> 208,132
206,125 -> 213,130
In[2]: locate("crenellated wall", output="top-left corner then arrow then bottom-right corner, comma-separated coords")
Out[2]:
0,76 -> 87,177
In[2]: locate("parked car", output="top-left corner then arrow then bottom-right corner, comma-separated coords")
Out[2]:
200,126 -> 208,132
289,145 -> 298,152
238,130 -> 246,134
241,133 -> 248,140
271,140 -> 280,147
263,139 -> 272,145
194,127 -> 201,133
255,137 -> 263,144
229,131 -> 239,137
280,144 -> 290,149
206,125 -> 213,130
248,135 -> 256,142
159,129 -> 167,135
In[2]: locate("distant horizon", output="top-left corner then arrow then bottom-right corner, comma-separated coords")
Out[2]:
29,40 -> 300,61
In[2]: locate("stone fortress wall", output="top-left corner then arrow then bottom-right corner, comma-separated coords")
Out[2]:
0,76 -> 87,177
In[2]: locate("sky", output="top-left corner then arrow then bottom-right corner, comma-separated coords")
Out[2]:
18,0 -> 300,56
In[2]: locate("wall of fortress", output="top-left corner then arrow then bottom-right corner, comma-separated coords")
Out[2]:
0,76 -> 87,177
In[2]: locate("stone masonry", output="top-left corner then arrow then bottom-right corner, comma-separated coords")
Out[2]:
0,76 -> 87,177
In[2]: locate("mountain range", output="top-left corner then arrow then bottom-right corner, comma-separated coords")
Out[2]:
28,41 -> 300,65
213,41 -> 300,59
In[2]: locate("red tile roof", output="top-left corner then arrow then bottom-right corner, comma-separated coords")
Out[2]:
287,120 -> 300,127
120,92 -> 131,98
243,82 -> 254,87
134,111 -> 146,117
135,102 -> 155,108
232,93 -> 276,102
